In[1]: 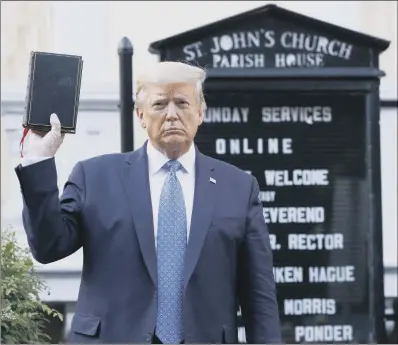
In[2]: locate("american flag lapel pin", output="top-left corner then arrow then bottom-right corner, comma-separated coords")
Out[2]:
209,177 -> 216,184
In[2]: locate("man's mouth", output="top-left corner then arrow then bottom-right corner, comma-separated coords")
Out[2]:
164,128 -> 184,133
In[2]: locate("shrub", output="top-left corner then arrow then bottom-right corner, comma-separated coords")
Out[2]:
1,228 -> 63,344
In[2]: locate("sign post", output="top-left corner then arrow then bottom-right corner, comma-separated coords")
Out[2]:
118,36 -> 134,153
148,4 -> 390,344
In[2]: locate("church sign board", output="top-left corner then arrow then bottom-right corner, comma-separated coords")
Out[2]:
149,4 -> 390,344
150,5 -> 384,70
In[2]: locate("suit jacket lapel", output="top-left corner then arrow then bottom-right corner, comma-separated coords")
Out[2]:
184,149 -> 217,289
121,143 -> 157,286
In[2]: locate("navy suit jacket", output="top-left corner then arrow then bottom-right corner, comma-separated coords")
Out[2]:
15,142 -> 281,344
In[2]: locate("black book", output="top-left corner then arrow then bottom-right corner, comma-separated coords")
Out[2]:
23,51 -> 83,134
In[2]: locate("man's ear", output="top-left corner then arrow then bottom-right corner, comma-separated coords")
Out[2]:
136,108 -> 147,129
198,111 -> 204,126
136,107 -> 143,121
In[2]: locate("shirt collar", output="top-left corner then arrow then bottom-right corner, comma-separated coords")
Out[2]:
147,140 -> 196,176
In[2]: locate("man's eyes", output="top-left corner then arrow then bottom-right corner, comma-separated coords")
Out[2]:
152,100 -> 189,108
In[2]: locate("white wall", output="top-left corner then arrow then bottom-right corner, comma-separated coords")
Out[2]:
380,107 -> 398,269
358,1 -> 397,100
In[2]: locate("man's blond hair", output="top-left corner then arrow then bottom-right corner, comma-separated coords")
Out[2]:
135,61 -> 207,113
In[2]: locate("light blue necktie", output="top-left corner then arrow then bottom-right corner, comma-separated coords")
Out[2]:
156,160 -> 186,344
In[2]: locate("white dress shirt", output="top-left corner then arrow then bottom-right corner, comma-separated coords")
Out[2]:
147,141 -> 196,245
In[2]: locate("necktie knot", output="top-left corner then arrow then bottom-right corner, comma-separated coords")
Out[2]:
165,160 -> 182,174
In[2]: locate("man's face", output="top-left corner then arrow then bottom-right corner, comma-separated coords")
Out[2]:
137,82 -> 203,156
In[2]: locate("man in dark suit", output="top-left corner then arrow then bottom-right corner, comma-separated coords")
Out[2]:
15,61 -> 281,344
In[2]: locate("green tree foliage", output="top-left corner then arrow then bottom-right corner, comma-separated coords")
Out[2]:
1,228 -> 63,344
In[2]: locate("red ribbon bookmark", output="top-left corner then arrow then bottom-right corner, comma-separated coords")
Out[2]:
19,127 -> 29,158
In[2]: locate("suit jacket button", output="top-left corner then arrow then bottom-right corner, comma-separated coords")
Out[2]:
145,333 -> 152,342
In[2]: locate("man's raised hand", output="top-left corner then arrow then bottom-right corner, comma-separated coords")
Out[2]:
24,113 -> 65,158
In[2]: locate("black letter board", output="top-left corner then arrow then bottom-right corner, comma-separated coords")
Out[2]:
148,4 -> 390,344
